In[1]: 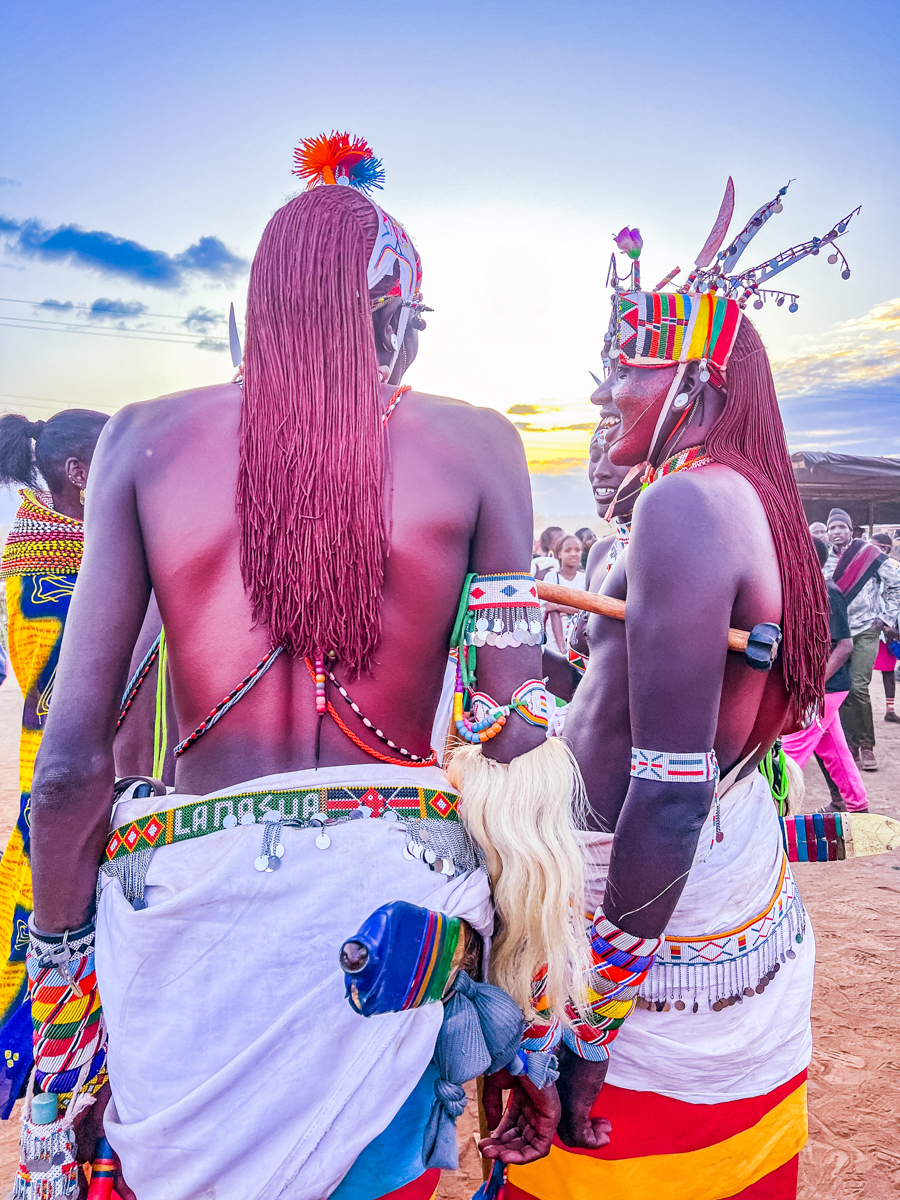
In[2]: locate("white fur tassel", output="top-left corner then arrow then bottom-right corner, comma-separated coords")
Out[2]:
447,738 -> 591,1023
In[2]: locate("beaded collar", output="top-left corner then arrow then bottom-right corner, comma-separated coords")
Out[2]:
644,444 -> 711,488
1,488 -> 84,579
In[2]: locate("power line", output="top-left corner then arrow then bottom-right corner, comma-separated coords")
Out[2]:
1,314 -> 225,343
0,295 -> 241,325
0,321 -> 227,348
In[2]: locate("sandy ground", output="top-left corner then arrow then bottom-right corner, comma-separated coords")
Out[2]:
0,677 -> 896,1196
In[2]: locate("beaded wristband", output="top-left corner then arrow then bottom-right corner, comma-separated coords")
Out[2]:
27,917 -> 107,1101
563,910 -> 662,1062
465,573 -> 543,648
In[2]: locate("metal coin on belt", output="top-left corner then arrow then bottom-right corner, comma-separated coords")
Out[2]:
223,814 -> 238,829
254,856 -> 269,872
267,856 -> 282,871
316,833 -> 331,850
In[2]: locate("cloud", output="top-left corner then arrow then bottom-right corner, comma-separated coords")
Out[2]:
773,298 -> 900,396
0,178 -> 21,188
85,297 -> 148,322
37,298 -> 75,313
0,216 -> 247,288
507,403 -> 542,415
194,337 -> 227,353
182,306 -> 222,333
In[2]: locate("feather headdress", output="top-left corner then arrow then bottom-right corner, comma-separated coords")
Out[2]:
293,131 -> 385,194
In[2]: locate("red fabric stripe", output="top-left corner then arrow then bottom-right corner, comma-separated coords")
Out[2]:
376,1168 -> 441,1200
724,1151 -> 799,1197
556,1070 -> 808,1159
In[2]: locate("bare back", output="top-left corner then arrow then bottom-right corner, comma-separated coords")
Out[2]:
30,380 -> 545,929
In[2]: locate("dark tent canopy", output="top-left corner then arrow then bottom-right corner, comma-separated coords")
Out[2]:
791,452 -> 900,528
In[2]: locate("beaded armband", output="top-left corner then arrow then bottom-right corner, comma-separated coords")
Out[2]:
563,913 -> 662,1062
465,573 -> 543,648
26,917 -> 108,1102
630,748 -> 718,783
631,747 -> 722,844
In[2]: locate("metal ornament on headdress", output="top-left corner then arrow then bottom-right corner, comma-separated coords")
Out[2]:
228,302 -> 242,368
602,177 -> 860,460
293,131 -> 421,374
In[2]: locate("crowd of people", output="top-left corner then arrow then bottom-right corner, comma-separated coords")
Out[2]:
0,139 -> 872,1200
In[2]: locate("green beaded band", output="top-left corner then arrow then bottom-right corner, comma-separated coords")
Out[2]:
106,783 -> 460,863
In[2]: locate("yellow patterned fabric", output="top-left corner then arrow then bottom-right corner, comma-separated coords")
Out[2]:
0,491 -> 82,1114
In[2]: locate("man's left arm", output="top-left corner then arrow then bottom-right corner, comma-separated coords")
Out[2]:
557,473 -> 737,1143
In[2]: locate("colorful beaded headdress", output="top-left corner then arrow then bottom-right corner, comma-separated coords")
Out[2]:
605,178 -> 860,378
603,179 -> 859,458
294,131 -> 424,374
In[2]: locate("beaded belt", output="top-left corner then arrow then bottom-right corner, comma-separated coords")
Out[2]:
636,855 -> 807,1014
101,782 -> 480,909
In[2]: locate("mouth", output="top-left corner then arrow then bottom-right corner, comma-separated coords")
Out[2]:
593,485 -> 616,501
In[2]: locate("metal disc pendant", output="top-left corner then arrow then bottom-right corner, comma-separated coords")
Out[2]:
316,833 -> 331,850
254,856 -> 269,872
674,1000 -> 685,1011
267,855 -> 282,871
223,814 -> 238,829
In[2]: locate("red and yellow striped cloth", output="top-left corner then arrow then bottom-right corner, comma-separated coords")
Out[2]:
378,1169 -> 440,1199
506,1070 -> 807,1200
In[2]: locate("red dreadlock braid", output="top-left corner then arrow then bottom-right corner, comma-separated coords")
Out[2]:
238,185 -> 386,676
706,318 -> 828,716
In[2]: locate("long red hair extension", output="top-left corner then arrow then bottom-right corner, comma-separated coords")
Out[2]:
238,185 -> 386,675
706,318 -> 829,715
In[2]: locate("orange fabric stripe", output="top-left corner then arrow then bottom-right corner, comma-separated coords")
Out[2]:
507,1078 -> 807,1199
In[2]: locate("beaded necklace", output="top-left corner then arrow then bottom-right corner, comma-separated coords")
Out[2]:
304,658 -> 437,767
644,444 -> 711,487
0,488 -> 84,578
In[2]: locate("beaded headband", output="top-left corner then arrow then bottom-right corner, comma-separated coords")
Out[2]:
294,131 -> 423,374
604,177 -> 860,378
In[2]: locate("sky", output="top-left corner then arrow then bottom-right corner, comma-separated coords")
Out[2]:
2,0 -> 899,523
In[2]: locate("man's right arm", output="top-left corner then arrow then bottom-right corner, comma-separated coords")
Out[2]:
31,407 -> 153,932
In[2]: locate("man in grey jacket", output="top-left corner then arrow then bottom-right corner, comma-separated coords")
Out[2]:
826,507 -> 900,771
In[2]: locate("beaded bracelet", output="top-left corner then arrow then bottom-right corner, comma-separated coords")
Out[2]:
512,964 -> 562,1088
27,916 -> 108,1102
563,911 -> 662,1062
453,667 -> 551,744
630,747 -> 722,844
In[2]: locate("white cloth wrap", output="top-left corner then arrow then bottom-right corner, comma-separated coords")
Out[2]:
96,764 -> 493,1200
581,771 -> 814,1104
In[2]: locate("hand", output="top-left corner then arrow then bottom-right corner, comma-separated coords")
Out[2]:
478,1067 -> 562,1164
555,1044 -> 612,1149
74,1083 -> 137,1200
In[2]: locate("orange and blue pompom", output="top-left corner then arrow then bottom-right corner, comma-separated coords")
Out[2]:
293,131 -> 385,194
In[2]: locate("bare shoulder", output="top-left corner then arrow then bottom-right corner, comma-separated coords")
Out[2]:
99,383 -> 240,451
634,463 -> 761,541
406,389 -> 520,438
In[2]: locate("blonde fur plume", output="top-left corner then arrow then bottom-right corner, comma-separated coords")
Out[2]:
447,738 -> 592,1023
